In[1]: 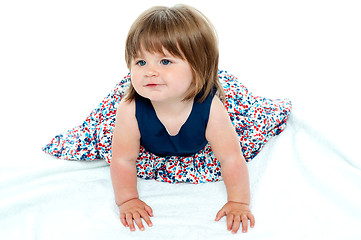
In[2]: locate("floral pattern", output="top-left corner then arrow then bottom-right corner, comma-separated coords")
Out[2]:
43,70 -> 292,183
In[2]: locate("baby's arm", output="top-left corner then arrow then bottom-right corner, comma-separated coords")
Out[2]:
110,99 -> 153,231
206,97 -> 255,234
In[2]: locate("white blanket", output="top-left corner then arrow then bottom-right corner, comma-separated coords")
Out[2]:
1,0 -> 360,239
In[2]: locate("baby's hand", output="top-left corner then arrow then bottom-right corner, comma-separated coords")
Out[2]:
215,201 -> 255,234
118,198 -> 153,232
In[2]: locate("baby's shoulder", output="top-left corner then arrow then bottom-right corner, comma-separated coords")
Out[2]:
115,98 -> 137,125
209,96 -> 225,115
117,98 -> 135,114
206,96 -> 232,137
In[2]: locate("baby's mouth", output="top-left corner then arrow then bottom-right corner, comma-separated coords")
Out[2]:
145,84 -> 164,87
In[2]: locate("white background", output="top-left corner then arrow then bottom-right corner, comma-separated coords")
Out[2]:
1,0 -> 360,164
1,1 -> 361,239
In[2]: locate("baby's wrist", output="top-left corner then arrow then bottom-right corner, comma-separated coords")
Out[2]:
116,197 -> 139,207
116,192 -> 139,206
227,200 -> 250,206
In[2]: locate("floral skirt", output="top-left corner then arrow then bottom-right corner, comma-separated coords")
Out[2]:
42,70 -> 292,183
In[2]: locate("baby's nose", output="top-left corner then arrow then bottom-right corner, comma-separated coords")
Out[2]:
145,64 -> 159,77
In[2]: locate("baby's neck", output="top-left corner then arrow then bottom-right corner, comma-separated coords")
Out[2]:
150,98 -> 195,136
150,98 -> 194,116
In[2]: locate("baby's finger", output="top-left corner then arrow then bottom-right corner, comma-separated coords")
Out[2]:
226,214 -> 234,231
144,204 -> 154,217
140,210 -> 153,227
241,214 -> 248,233
133,212 -> 145,231
120,213 -> 128,227
215,209 -> 226,221
231,216 -> 241,234
126,213 -> 136,232
249,213 -> 255,228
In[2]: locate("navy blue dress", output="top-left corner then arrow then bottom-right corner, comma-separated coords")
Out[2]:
135,91 -> 215,157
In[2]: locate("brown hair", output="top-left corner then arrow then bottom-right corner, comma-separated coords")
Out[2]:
125,4 -> 225,102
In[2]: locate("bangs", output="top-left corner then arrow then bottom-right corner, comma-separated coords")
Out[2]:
126,6 -> 190,66
136,32 -> 185,60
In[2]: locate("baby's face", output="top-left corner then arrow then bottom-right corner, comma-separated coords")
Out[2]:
130,48 -> 194,103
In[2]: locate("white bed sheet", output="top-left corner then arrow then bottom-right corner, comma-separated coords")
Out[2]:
1,111 -> 360,240
1,0 -> 360,239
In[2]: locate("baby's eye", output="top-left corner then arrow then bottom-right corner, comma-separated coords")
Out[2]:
161,59 -> 171,65
136,60 -> 146,66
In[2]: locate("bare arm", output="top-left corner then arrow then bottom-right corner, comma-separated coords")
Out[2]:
206,97 -> 255,233
110,99 -> 140,205
110,99 -> 153,231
